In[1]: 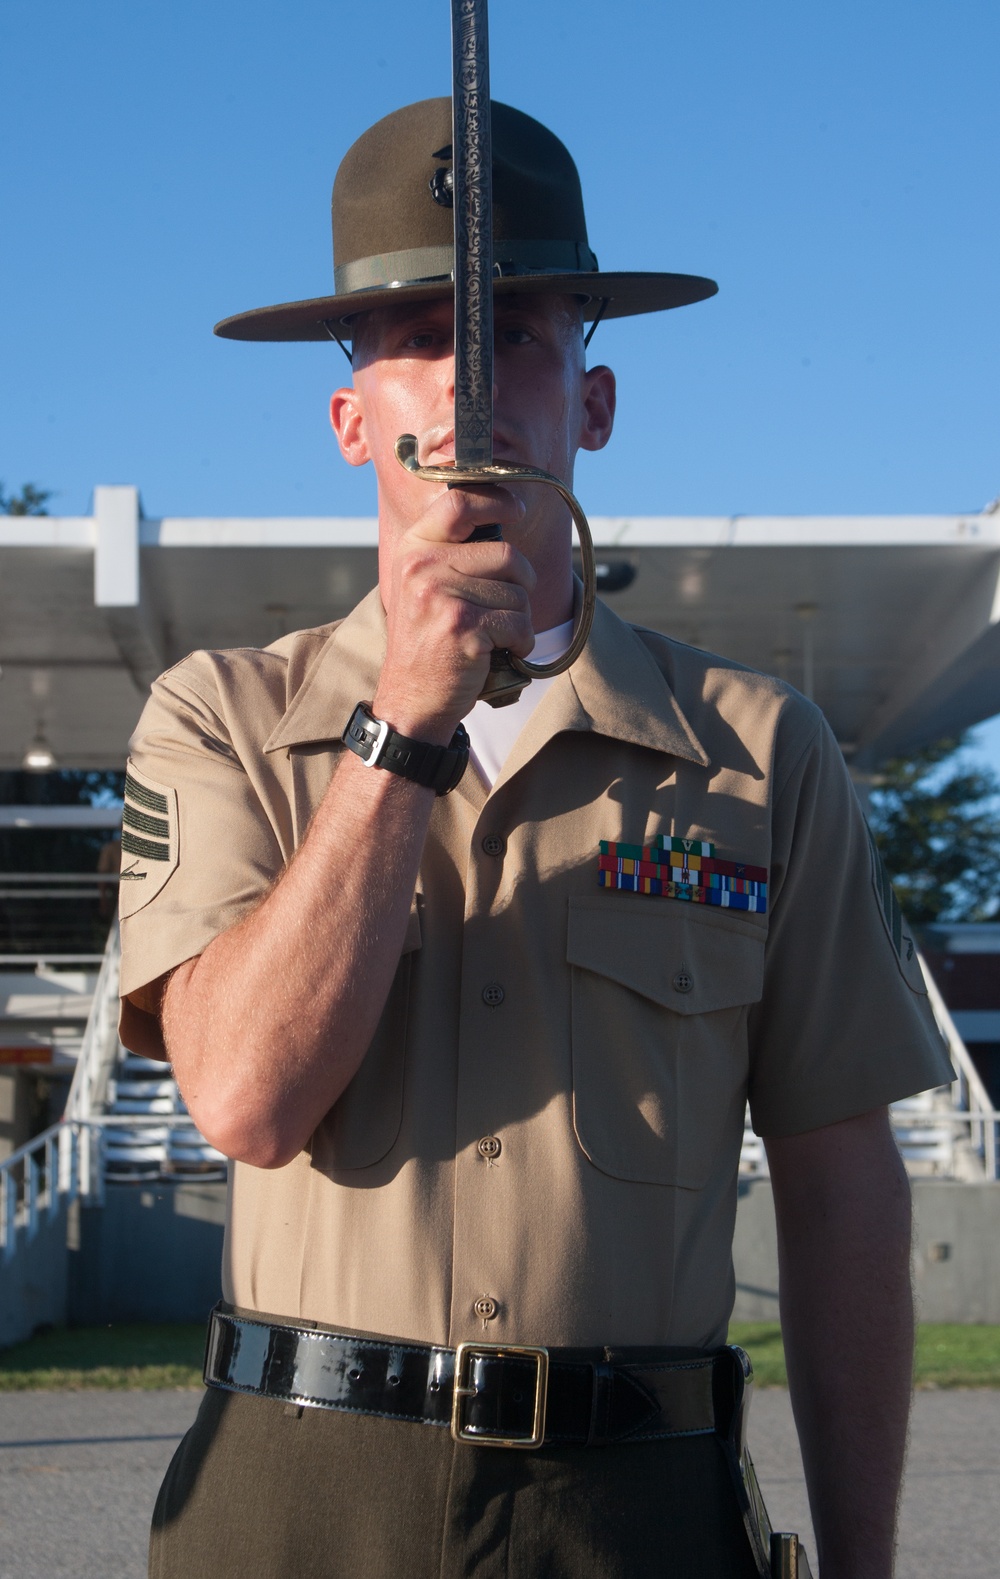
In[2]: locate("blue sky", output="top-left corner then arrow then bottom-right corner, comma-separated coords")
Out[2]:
2,0 -> 998,772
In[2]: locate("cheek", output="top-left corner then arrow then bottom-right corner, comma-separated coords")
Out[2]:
370,367 -> 441,449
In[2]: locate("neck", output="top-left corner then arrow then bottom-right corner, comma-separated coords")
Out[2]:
529,564 -> 575,634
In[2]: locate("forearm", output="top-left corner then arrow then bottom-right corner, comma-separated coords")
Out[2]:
163,747 -> 437,1167
162,483 -> 538,1169
766,1110 -> 913,1579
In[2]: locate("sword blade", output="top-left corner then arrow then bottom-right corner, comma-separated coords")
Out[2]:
451,0 -> 493,468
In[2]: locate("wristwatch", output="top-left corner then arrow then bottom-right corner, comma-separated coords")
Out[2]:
342,702 -> 470,795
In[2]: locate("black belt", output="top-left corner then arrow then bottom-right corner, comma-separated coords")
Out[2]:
204,1306 -> 750,1451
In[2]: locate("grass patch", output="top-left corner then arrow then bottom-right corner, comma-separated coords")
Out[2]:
0,1323 -> 205,1390
912,1324 -> 1000,1388
0,1322 -> 996,1390
727,1324 -> 790,1386
729,1323 -> 1000,1388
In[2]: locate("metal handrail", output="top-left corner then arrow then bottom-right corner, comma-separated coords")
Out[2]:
90,1113 -> 210,1126
918,952 -> 999,1179
65,924 -> 122,1121
889,1110 -> 1000,1125
0,1119 -> 101,1260
1,1112 -> 228,1260
0,873 -> 120,882
0,954 -> 106,964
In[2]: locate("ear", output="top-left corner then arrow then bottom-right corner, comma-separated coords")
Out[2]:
578,364 -> 616,453
330,386 -> 370,467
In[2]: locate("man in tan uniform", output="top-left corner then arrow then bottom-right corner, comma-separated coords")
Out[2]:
119,101 -> 951,1579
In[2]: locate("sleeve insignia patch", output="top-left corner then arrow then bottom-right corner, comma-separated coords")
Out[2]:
118,761 -> 179,919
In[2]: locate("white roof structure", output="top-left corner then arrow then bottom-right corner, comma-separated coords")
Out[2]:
2,484 -> 999,773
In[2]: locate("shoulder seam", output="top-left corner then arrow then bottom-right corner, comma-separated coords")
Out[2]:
772,713 -> 828,811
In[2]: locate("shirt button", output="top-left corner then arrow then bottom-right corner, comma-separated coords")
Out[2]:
481,834 -> 506,858
477,1135 -> 502,1161
482,982 -> 505,1008
672,969 -> 694,994
474,1296 -> 498,1323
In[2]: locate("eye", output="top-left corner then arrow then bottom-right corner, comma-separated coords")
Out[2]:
402,330 -> 440,351
498,326 -> 536,346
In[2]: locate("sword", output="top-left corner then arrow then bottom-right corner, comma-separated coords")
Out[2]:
451,0 -> 494,472
395,0 -> 597,708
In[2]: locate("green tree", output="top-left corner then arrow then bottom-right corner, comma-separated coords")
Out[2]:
868,732 -> 1000,925
1,481 -> 52,515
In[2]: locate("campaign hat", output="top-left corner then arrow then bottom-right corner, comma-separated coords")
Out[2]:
214,98 -> 716,342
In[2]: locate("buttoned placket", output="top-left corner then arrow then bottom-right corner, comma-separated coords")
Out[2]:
439,610 -> 711,1347
260,587 -> 714,1346
448,757 -> 515,1341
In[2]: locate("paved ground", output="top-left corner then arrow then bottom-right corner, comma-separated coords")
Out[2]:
749,1389 -> 998,1576
0,1388 -> 994,1576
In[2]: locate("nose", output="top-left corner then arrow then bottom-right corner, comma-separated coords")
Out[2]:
442,334 -> 501,403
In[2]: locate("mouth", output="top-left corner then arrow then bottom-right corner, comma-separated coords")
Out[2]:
421,428 -> 519,467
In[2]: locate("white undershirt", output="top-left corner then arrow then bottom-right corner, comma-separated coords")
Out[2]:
465,619 -> 575,788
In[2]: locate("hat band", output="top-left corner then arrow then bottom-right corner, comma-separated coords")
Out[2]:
333,239 -> 599,297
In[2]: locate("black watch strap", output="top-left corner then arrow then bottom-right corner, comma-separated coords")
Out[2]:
342,703 -> 470,795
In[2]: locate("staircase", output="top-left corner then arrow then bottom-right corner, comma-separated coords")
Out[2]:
104,1051 -> 226,1182
66,925 -> 225,1183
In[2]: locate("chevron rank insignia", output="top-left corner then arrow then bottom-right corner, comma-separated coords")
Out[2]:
598,836 -> 768,914
117,761 -> 179,919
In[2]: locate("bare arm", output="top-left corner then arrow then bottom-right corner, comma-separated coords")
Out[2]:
766,1107 -> 913,1579
162,482 -> 535,1169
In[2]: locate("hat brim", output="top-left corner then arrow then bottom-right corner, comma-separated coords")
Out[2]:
213,271 -> 717,342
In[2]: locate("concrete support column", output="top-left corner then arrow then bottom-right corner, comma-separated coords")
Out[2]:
92,486 -> 164,694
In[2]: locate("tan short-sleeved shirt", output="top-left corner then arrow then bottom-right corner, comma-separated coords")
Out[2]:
118,587 -> 951,1350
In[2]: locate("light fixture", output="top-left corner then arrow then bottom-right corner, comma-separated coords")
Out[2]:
572,556 -> 636,594
23,721 -> 56,773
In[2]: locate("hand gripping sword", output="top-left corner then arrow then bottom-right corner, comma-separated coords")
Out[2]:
394,0 -> 597,708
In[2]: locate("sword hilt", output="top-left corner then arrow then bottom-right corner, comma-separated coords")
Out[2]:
394,433 -> 598,708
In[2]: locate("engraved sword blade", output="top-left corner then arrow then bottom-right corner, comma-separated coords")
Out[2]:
451,0 -> 493,468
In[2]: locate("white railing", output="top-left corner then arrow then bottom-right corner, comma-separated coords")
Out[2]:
0,1112 -> 223,1261
65,923 -> 122,1121
890,1107 -> 1000,1179
919,953 -> 999,1179
0,1120 -> 101,1261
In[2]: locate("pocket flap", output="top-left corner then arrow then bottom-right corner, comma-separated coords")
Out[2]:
567,894 -> 764,1015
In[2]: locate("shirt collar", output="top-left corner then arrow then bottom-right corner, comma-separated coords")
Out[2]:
263,582 -> 709,774
487,590 -> 709,794
263,587 -> 386,755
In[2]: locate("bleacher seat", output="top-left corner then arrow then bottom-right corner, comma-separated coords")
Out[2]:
104,1050 -> 226,1183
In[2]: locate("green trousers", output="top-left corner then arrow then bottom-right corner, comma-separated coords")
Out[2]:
150,1386 -> 761,1578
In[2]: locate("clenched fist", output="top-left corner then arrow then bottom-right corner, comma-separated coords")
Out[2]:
373,480 -> 536,742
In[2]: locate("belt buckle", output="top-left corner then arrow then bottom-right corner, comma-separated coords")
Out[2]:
451,1342 -> 550,1449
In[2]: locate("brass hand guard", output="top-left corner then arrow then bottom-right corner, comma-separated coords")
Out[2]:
395,433 -> 598,708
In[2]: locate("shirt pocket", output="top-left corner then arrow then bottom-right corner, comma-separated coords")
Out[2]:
567,895 -> 765,1187
309,900 -> 422,1173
